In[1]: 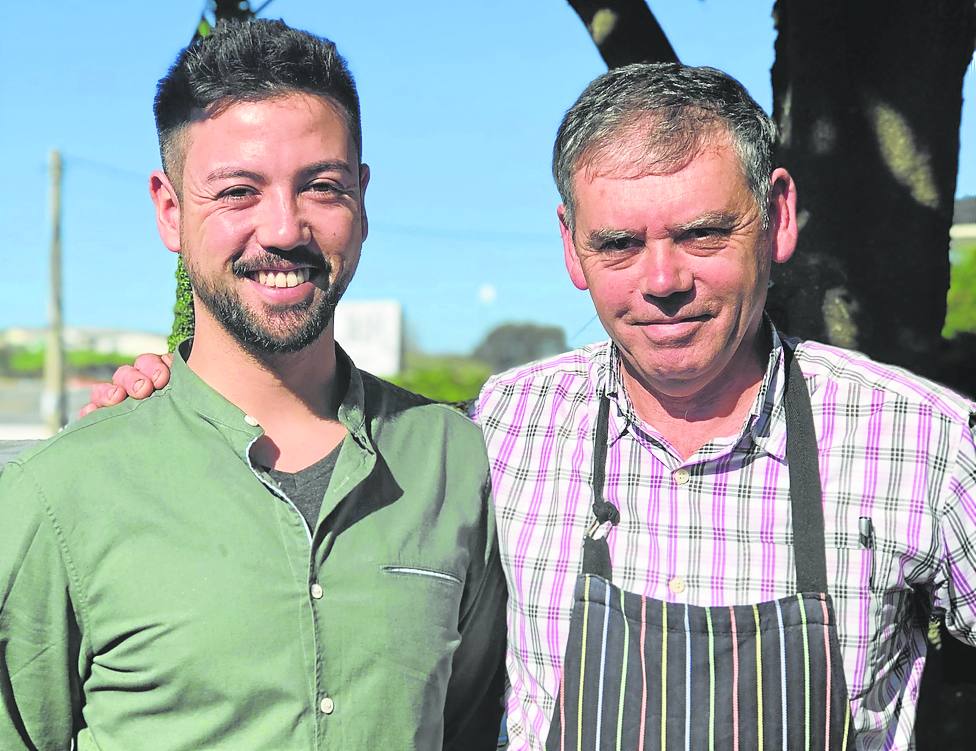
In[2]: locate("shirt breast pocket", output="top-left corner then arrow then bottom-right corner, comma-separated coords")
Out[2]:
361,562 -> 465,683
830,529 -> 918,702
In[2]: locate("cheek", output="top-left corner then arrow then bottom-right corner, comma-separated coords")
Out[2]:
194,212 -> 250,251
584,266 -> 635,308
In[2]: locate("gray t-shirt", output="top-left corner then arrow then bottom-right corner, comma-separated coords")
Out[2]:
268,444 -> 341,530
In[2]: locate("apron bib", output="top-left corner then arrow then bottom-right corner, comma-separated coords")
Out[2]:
546,342 -> 855,750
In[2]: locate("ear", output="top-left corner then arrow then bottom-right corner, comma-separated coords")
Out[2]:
358,163 -> 370,240
558,204 -> 588,291
767,167 -> 798,265
149,170 -> 182,254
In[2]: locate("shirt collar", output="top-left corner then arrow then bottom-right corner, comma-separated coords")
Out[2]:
169,338 -> 371,453
596,317 -> 801,462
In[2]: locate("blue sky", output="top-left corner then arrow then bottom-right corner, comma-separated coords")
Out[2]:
1,1 -> 973,354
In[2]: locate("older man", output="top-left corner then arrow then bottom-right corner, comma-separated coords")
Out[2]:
86,63 -> 976,750
0,20 -> 505,751
473,64 -> 976,750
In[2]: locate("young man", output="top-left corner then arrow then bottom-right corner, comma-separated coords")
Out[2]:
0,21 -> 504,751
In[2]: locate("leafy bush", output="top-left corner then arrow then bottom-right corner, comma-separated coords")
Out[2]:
944,240 -> 976,338
388,355 -> 491,404
3,348 -> 138,378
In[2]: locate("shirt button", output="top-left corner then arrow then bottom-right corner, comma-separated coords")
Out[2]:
243,414 -> 260,427
320,696 -> 335,715
669,576 -> 687,594
310,583 -> 324,599
673,468 -> 690,485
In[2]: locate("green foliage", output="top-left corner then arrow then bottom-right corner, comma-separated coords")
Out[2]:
388,355 -> 492,404
168,257 -> 195,352
944,241 -> 976,338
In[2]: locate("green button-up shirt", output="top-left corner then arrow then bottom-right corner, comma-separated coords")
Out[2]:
0,346 -> 506,750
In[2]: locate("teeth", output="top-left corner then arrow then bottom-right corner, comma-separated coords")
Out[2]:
252,268 -> 311,289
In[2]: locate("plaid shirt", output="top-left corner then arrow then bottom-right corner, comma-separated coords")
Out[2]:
473,333 -> 976,751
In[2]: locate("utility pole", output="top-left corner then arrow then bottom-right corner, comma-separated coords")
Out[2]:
42,149 -> 66,434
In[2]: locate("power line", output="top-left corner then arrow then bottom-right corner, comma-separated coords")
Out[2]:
371,221 -> 555,245
62,153 -> 147,182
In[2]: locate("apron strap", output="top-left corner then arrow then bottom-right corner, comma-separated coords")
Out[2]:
782,341 -> 828,594
590,394 -> 619,526
582,339 -> 828,595
581,394 -> 616,580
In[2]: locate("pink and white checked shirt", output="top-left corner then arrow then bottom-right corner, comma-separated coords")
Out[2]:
473,334 -> 976,751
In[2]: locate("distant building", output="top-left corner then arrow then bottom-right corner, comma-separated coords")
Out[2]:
1,327 -> 167,356
953,196 -> 976,241
333,300 -> 403,377
1,300 -> 403,388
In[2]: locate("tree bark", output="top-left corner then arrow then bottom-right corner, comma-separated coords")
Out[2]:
565,0 -> 678,66
768,0 -> 976,379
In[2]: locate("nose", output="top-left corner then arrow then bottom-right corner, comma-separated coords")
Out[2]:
637,242 -> 693,300
255,190 -> 310,251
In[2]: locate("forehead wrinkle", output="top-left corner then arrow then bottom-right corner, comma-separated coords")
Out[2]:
577,117 -> 736,187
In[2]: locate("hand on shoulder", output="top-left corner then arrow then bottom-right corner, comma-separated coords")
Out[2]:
79,353 -> 173,417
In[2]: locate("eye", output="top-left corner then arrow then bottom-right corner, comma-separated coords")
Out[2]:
597,235 -> 641,252
219,186 -> 256,202
306,181 -> 350,198
680,227 -> 731,249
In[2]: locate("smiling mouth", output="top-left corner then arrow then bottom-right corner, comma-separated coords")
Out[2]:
245,268 -> 318,289
638,314 -> 710,326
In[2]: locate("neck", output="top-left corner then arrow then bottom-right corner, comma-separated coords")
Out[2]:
621,331 -> 771,460
187,313 -> 345,471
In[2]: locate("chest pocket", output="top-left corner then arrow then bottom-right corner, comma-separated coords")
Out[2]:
829,530 -> 919,702
355,563 -> 464,682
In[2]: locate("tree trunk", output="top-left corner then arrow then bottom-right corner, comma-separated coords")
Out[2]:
768,0 -> 976,379
565,0 -> 678,66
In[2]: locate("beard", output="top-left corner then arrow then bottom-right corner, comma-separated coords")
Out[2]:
183,248 -> 345,357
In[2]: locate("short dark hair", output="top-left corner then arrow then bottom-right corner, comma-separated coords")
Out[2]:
154,19 -> 362,190
553,63 -> 776,231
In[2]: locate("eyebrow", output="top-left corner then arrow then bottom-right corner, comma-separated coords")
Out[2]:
299,160 -> 355,180
205,160 -> 354,184
586,228 -> 642,248
669,211 -> 739,234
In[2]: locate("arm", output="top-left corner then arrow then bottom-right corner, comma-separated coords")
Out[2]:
934,414 -> 976,645
0,462 -> 85,749
442,476 -> 508,751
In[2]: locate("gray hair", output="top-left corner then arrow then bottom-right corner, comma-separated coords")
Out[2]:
553,63 -> 777,231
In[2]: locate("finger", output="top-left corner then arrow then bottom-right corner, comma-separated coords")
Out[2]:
111,365 -> 155,399
89,382 -> 125,407
78,402 -> 98,419
133,353 -> 171,389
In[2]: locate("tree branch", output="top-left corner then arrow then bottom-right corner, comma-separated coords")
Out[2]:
566,0 -> 679,68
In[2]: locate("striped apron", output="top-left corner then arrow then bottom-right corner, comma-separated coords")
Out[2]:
546,342 -> 855,750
